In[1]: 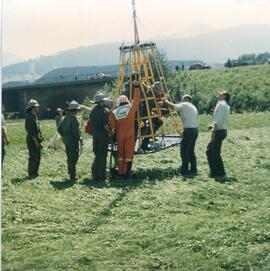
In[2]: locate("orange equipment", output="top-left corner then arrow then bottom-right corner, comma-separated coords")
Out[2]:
110,86 -> 141,176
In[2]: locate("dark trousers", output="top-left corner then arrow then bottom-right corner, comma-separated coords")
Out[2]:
92,133 -> 109,181
27,137 -> 41,177
180,128 -> 199,174
2,141 -> 6,168
206,129 -> 227,177
65,142 -> 79,179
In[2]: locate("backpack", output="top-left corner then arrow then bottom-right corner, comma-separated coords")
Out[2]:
85,119 -> 93,135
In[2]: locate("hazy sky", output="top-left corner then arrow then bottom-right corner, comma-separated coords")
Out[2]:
2,0 -> 270,60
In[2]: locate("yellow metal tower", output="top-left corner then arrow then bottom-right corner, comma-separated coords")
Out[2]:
116,0 -> 182,153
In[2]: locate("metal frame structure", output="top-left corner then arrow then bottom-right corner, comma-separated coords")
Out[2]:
116,42 -> 183,152
115,0 -> 183,153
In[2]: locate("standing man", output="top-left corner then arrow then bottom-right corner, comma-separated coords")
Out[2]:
2,105 -> 10,168
55,108 -> 62,127
25,99 -> 44,179
110,84 -> 141,177
206,91 -> 230,178
163,94 -> 199,175
90,91 -> 110,182
58,100 -> 83,182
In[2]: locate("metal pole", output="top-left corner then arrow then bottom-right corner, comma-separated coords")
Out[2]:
132,0 -> 140,45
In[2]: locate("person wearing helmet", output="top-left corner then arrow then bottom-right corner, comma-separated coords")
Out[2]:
55,108 -> 62,127
90,91 -> 111,182
140,81 -> 166,151
25,99 -> 44,179
58,100 -> 83,183
103,98 -> 114,111
110,83 -> 141,177
48,108 -> 64,150
102,97 -> 118,174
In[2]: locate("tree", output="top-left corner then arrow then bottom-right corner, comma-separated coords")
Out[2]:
224,58 -> 232,68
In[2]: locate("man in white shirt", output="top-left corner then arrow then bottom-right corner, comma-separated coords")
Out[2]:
2,105 -> 10,168
206,91 -> 230,178
163,94 -> 199,175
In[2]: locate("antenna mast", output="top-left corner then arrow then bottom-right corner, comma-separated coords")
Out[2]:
132,0 -> 140,45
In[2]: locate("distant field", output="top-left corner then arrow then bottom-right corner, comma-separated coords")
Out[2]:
169,65 -> 270,113
2,112 -> 270,270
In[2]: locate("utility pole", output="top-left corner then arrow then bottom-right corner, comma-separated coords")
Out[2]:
132,0 -> 140,45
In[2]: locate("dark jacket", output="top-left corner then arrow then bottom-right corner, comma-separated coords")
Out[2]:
90,104 -> 109,136
58,113 -> 81,145
25,112 -> 44,143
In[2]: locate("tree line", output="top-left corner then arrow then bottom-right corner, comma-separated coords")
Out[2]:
225,52 -> 270,68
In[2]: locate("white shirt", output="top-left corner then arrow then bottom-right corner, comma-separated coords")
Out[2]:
173,102 -> 198,129
213,100 -> 230,130
2,114 -> 6,130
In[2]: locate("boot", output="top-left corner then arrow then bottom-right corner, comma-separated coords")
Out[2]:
124,161 -> 133,178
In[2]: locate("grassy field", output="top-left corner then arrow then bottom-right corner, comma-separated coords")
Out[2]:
169,65 -> 270,113
2,112 -> 270,271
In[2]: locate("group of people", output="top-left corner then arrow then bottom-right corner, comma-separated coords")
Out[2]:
2,81 -> 230,183
164,90 -> 230,178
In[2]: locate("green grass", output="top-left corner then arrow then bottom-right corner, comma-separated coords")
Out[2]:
169,65 -> 270,113
2,112 -> 270,270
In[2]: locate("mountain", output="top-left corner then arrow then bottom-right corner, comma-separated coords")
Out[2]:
2,43 -> 120,82
157,24 -> 270,63
2,51 -> 23,67
2,24 -> 270,82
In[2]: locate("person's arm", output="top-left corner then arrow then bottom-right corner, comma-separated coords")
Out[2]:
103,109 -> 111,135
132,86 -> 141,108
2,126 -> 10,145
79,104 -> 92,111
163,97 -> 182,111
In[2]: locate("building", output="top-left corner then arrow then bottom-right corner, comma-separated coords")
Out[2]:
2,77 -> 115,119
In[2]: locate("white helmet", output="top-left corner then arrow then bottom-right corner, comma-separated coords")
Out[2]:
116,95 -> 130,106
27,99 -> 40,109
103,98 -> 114,109
152,81 -> 164,95
68,100 -> 80,110
93,91 -> 105,103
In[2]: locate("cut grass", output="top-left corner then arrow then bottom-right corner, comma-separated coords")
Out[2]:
2,112 -> 270,270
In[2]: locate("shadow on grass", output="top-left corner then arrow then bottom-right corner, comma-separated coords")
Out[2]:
182,172 -> 198,181
80,166 -> 180,189
80,178 -> 108,189
214,175 -> 238,184
50,179 -> 75,190
10,176 -> 30,184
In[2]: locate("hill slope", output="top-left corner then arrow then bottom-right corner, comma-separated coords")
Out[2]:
3,24 -> 270,82
169,64 -> 270,113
